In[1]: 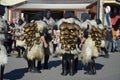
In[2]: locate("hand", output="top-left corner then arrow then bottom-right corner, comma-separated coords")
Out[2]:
79,43 -> 82,49
44,43 -> 48,48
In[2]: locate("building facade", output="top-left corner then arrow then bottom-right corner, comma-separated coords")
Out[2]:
0,0 -> 27,20
2,0 -> 119,23
87,0 -> 120,23
1,0 -> 97,22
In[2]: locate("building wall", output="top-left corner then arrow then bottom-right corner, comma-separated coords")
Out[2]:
20,9 -> 88,22
5,0 -> 96,21
87,0 -> 119,22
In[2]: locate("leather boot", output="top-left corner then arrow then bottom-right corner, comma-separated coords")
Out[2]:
91,58 -> 96,75
28,59 -> 35,73
84,62 -> 91,75
85,60 -> 96,75
31,60 -> 41,73
103,48 -> 109,58
0,65 -> 5,80
74,58 -> 78,73
16,47 -> 21,58
105,52 -> 109,58
27,60 -> 32,72
37,61 -> 42,70
20,47 -> 25,58
61,60 -> 68,76
69,59 -> 75,76
43,55 -> 49,69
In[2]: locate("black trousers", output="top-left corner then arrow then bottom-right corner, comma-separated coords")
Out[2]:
4,41 -> 12,55
0,65 -> 5,80
53,44 -> 57,53
61,53 -> 76,76
43,47 -> 50,69
16,46 -> 25,57
85,57 -> 96,75
101,47 -> 109,58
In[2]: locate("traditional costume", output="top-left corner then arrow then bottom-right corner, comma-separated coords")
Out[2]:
0,4 -> 8,80
23,12 -> 47,72
15,23 -> 26,57
56,12 -> 81,76
80,19 -> 106,75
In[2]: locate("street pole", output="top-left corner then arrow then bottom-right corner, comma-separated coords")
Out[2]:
97,0 -> 100,19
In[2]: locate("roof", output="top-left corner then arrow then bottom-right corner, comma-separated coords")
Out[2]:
86,1 -> 97,8
0,0 -> 27,6
16,4 -> 90,9
103,0 -> 120,6
15,0 -> 97,9
27,0 -> 97,4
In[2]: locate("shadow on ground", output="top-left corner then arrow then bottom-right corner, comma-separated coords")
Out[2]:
4,68 -> 28,80
83,62 -> 104,71
48,59 -> 104,71
48,60 -> 62,69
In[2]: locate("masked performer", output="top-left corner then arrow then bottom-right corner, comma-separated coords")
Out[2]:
0,4 -> 8,80
79,13 -> 106,75
23,12 -> 48,73
15,20 -> 26,58
55,12 -> 81,76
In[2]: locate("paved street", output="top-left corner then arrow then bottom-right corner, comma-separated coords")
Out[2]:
3,52 -> 120,80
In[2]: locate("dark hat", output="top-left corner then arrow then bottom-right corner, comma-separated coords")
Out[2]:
81,13 -> 90,21
44,9 -> 51,18
64,11 -> 74,19
34,11 -> 44,21
0,4 -> 5,16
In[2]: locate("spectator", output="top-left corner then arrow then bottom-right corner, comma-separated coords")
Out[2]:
4,20 -> 12,56
105,27 -> 113,53
116,27 -> 120,51
112,27 -> 116,52
10,18 -> 18,51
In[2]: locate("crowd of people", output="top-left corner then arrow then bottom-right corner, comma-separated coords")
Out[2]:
0,4 -> 120,80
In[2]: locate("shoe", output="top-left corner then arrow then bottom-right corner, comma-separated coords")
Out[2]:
61,71 -> 68,76
7,53 -> 12,56
69,72 -> 74,76
84,71 -> 90,75
28,68 -> 32,72
104,54 -> 109,58
61,59 -> 68,76
30,68 -> 41,73
16,55 -> 21,58
84,71 -> 96,75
